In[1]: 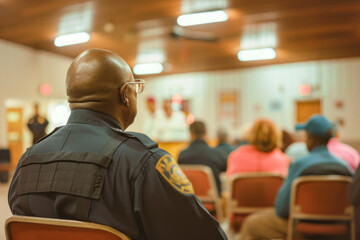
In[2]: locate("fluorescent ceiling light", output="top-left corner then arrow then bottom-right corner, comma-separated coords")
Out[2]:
177,10 -> 228,27
54,32 -> 90,47
237,48 -> 276,61
133,63 -> 164,75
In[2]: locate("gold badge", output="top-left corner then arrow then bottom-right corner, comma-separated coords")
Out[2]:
156,155 -> 194,194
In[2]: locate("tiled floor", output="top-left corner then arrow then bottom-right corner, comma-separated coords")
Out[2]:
0,181 -> 11,240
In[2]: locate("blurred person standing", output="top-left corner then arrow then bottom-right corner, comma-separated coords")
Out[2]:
178,121 -> 227,195
227,119 -> 289,177
156,100 -> 189,142
143,96 -> 160,140
27,103 -> 49,144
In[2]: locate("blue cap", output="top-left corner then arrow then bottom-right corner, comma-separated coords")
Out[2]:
295,115 -> 333,137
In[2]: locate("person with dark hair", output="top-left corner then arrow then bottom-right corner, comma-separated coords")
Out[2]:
178,120 -> 227,195
8,49 -> 227,240
239,115 -> 353,240
215,127 -> 235,157
280,129 -> 295,153
27,104 -> 49,144
286,122 -> 360,171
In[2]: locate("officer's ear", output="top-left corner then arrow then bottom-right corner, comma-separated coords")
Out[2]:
119,84 -> 129,107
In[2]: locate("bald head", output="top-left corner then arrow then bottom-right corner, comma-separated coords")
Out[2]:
67,48 -> 132,105
66,49 -> 137,129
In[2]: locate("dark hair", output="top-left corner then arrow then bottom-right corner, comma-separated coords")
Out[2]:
281,130 -> 295,152
217,128 -> 228,143
307,132 -> 332,146
190,121 -> 206,138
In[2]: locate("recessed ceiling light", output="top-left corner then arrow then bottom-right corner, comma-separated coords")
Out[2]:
237,48 -> 276,61
54,32 -> 90,47
177,10 -> 228,27
133,63 -> 164,75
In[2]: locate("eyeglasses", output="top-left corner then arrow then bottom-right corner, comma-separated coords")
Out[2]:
119,79 -> 146,94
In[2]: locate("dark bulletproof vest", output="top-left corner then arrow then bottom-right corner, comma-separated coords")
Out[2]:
15,129 -> 125,221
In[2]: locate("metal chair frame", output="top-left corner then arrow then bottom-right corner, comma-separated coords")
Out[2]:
5,215 -> 131,240
180,164 -> 224,221
287,175 -> 355,240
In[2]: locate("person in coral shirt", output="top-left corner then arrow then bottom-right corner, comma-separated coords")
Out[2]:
227,119 -> 289,177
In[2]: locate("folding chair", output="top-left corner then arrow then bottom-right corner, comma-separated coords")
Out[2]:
228,172 -> 284,232
5,215 -> 131,240
180,164 -> 223,221
287,175 -> 355,240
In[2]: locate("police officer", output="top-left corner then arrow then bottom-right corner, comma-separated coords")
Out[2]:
27,104 -> 49,144
8,49 -> 227,240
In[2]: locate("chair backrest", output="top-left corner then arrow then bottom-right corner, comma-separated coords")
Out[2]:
180,164 -> 223,220
287,175 -> 355,240
5,215 -> 131,240
229,172 -> 284,213
289,175 -> 353,219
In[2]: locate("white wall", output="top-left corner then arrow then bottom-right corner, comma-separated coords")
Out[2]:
134,58 -> 360,142
0,39 -> 72,147
0,38 -> 360,149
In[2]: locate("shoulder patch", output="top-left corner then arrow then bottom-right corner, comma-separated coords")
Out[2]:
156,155 -> 194,194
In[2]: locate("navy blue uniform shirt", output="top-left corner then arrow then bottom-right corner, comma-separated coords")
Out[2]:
9,109 -> 227,240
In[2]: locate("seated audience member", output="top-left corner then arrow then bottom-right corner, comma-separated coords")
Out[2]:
178,121 -> 227,195
349,166 -> 360,240
239,115 -> 353,240
328,123 -> 359,171
280,130 -> 295,153
227,119 -> 289,177
215,127 -> 236,157
285,130 -> 309,161
232,123 -> 251,147
287,122 -> 359,171
8,49 -> 227,240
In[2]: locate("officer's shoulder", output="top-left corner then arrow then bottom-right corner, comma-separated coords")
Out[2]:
110,128 -> 158,150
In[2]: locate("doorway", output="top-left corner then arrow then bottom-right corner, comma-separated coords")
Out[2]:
296,100 -> 322,123
6,108 -> 23,168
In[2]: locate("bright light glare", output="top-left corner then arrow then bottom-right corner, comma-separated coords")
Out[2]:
133,63 -> 164,75
237,48 -> 276,61
50,105 -> 70,126
177,10 -> 228,26
54,32 -> 90,47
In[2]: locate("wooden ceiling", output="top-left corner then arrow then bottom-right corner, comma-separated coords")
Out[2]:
1,0 -> 360,75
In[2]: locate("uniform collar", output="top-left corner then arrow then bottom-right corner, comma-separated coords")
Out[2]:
67,108 -> 123,130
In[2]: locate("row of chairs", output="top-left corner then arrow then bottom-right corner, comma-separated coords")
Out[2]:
180,165 -> 355,240
4,166 -> 355,240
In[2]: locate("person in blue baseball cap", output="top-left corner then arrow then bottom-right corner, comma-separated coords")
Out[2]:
239,114 -> 353,240
295,114 -> 333,137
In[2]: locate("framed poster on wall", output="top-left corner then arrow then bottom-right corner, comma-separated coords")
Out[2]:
218,91 -> 238,128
